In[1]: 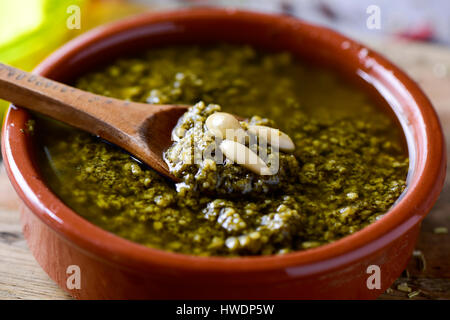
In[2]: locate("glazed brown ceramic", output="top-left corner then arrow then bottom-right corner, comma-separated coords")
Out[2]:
0,63 -> 187,180
2,9 -> 446,299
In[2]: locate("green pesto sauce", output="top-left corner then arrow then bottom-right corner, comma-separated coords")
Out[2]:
164,102 -> 300,196
34,44 -> 409,256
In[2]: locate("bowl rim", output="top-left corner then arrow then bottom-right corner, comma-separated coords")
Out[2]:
2,8 -> 446,274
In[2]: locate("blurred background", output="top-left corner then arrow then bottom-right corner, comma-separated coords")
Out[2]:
1,0 -> 450,121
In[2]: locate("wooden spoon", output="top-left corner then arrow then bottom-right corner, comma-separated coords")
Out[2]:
0,63 -> 188,181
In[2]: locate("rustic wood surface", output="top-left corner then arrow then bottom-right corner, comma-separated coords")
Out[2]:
0,38 -> 449,300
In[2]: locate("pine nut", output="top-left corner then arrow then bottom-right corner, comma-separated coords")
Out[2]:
206,112 -> 246,142
247,125 -> 295,152
219,140 -> 273,175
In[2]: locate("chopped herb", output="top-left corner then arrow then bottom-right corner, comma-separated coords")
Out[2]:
397,282 -> 412,293
407,290 -> 421,299
433,227 -> 448,234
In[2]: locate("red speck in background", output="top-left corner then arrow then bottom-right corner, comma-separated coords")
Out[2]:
397,23 -> 435,42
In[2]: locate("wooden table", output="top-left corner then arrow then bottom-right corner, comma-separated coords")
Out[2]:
0,38 -> 449,300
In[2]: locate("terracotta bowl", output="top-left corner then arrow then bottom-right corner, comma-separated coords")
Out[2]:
2,9 -> 446,299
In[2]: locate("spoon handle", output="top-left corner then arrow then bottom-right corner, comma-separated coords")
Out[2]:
0,63 -> 143,133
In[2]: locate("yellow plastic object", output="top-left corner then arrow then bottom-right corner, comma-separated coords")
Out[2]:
0,0 -> 144,123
